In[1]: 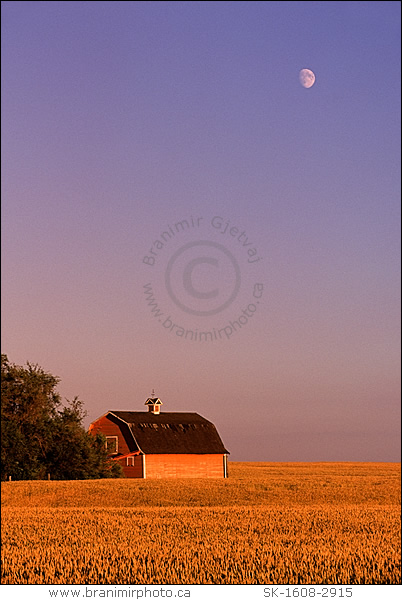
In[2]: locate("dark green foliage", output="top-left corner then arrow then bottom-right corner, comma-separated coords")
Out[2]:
48,397 -> 122,480
1,355 -> 122,480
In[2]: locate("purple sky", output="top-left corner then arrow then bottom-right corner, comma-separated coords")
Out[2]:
2,1 -> 400,461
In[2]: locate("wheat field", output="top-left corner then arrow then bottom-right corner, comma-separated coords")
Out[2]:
1,462 -> 400,584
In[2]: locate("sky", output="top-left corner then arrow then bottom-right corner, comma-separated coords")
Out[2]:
2,1 -> 400,462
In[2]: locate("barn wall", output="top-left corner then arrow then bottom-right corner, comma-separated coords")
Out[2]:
115,454 -> 143,478
145,454 -> 224,479
88,415 -> 132,456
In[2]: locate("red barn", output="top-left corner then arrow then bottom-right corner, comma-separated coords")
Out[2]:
89,395 -> 229,478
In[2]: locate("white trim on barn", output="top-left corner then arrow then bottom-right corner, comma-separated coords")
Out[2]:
105,435 -> 119,454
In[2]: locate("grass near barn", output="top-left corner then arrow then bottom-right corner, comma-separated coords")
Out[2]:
1,462 -> 401,584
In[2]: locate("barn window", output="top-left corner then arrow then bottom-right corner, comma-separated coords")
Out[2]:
105,436 -> 118,454
126,456 -> 135,467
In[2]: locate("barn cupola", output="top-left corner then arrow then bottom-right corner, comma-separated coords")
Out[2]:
145,390 -> 162,414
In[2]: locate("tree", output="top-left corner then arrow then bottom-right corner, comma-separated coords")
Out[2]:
1,355 -> 122,480
48,397 -> 122,479
1,354 -> 61,479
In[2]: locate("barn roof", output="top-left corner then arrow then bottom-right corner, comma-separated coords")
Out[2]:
107,411 -> 229,455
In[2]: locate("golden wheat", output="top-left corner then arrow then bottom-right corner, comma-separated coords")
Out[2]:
1,462 -> 400,584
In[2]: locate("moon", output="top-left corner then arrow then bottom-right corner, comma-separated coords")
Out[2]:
299,68 -> 316,88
